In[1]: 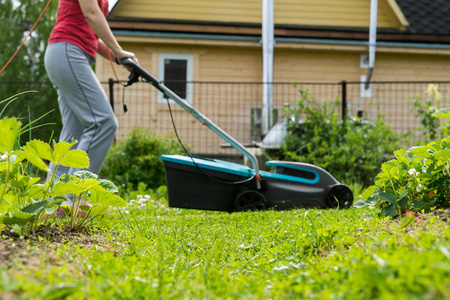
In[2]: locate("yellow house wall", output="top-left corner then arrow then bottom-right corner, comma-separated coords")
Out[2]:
97,39 -> 450,152
111,0 -> 403,29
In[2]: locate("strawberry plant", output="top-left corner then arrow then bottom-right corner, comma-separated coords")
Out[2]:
354,137 -> 450,217
0,116 -> 126,234
355,103 -> 450,217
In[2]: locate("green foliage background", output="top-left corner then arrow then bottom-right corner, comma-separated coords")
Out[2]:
100,128 -> 186,194
0,0 -> 61,144
272,87 -> 407,187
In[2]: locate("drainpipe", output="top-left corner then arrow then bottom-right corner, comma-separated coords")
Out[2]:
365,0 -> 377,89
262,0 -> 274,135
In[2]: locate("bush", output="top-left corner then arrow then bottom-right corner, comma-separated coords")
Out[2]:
272,87 -> 407,187
100,128 -> 186,194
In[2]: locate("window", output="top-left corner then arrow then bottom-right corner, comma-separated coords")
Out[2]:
158,54 -> 193,104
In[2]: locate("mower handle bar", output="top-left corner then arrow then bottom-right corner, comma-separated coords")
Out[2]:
120,58 -> 261,182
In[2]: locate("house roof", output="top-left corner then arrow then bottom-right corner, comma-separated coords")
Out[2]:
395,0 -> 450,35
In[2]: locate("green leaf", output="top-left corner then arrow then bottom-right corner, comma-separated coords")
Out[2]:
353,199 -> 373,208
20,198 -> 53,215
77,178 -> 100,191
434,149 -> 450,160
43,283 -> 82,300
0,197 -> 11,212
382,203 -> 396,217
10,175 -> 41,191
409,146 -> 431,158
378,192 -> 396,204
397,196 -> 409,208
397,189 -> 409,200
432,107 -> 450,119
0,117 -> 21,154
52,181 -> 85,195
98,179 -> 119,193
53,141 -> 77,163
88,189 -> 126,207
45,206 -> 57,214
15,149 -> 49,172
74,170 -> 98,180
400,214 -> 415,229
412,200 -> 424,209
3,211 -> 34,225
361,185 -> 379,200
22,139 -> 53,162
59,149 -> 90,169
89,205 -> 110,216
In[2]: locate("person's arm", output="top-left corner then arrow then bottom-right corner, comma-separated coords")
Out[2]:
78,0 -> 138,64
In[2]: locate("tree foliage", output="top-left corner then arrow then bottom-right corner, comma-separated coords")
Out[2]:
0,0 -> 61,144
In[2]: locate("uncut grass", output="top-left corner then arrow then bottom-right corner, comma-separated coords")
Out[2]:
2,197 -> 450,299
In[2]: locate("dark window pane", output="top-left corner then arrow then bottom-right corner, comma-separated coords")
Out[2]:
164,59 -> 187,99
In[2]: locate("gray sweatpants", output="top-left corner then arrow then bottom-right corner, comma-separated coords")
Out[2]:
44,42 -> 118,180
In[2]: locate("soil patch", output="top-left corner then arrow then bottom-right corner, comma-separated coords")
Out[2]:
0,225 -> 120,269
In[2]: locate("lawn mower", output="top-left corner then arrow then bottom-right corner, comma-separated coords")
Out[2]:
121,58 -> 353,212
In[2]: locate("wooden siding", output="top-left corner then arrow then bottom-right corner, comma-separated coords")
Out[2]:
110,0 -> 404,29
97,38 -> 450,153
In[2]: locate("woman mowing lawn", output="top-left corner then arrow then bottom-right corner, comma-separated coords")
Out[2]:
44,0 -> 139,209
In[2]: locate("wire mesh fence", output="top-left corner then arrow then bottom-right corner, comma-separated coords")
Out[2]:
2,80 -> 450,157
108,79 -> 450,156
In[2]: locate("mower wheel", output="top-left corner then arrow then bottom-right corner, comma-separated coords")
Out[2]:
325,184 -> 353,209
235,190 -> 267,212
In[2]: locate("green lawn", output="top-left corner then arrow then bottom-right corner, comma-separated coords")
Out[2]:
1,194 -> 450,299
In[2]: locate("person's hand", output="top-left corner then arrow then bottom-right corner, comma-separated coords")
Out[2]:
115,49 -> 139,72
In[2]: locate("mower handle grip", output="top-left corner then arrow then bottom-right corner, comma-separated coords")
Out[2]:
120,57 -> 161,88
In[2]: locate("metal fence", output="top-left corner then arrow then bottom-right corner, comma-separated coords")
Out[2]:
107,79 -> 450,156
2,80 -> 450,157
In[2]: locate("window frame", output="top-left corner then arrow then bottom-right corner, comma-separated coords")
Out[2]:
157,53 -> 193,104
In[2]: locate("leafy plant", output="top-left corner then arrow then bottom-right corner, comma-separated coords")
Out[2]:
100,127 -> 186,194
273,87 -> 406,187
354,137 -> 450,217
0,116 -> 126,234
355,100 -> 450,218
410,84 -> 450,144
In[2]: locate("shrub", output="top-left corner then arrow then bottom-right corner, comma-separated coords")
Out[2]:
100,127 -> 186,194
272,87 -> 406,187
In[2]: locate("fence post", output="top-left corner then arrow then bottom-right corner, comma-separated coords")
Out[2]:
108,78 -> 115,112
341,80 -> 347,120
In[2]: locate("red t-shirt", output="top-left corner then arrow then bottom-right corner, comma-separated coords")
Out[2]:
48,0 -> 109,58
